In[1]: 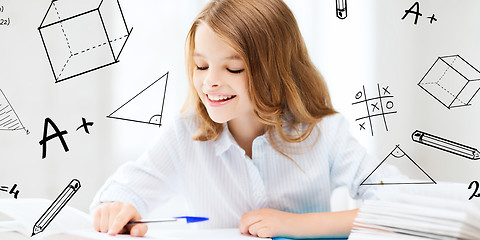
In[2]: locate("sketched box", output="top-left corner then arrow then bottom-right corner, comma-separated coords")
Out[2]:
38,0 -> 132,83
418,55 -> 480,109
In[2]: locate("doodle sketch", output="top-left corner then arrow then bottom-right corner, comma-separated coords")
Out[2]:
0,89 -> 27,133
401,1 -> 437,25
38,0 -> 132,83
352,84 -> 397,136
107,72 -> 169,127
32,179 -> 81,237
418,55 -> 480,109
412,130 -> 480,160
336,0 -> 347,19
361,145 -> 436,186
0,184 -> 19,199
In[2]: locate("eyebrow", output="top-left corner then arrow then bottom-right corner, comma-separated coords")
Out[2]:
193,52 -> 242,61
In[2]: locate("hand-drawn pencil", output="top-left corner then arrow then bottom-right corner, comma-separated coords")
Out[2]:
412,130 -> 480,160
336,0 -> 347,19
31,179 -> 81,237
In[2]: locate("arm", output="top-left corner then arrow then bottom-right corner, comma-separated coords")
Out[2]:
90,116 -> 189,236
239,208 -> 358,238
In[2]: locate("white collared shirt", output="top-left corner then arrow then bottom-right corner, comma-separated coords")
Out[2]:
90,113 -> 382,228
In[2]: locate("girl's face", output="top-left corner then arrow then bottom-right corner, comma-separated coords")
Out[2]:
193,23 -> 253,123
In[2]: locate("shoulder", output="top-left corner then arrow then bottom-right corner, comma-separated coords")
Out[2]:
148,110 -> 199,146
318,112 -> 348,126
163,110 -> 199,136
316,113 -> 350,137
177,110 -> 200,134
273,113 -> 350,154
314,113 -> 357,158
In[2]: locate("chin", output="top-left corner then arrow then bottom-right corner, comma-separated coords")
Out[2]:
208,115 -> 230,124
206,111 -> 232,124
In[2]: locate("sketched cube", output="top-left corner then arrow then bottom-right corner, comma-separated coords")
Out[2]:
38,0 -> 132,83
418,55 -> 480,109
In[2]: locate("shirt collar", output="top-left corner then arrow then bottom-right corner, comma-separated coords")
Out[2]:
214,124 -> 240,156
213,123 -> 270,157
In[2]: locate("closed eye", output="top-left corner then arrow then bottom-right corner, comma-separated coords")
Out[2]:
227,68 -> 245,74
196,66 -> 209,70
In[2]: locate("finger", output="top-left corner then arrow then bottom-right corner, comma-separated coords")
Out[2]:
248,220 -> 264,237
99,206 -> 110,233
92,207 -> 102,232
108,206 -> 134,235
239,211 -> 261,234
257,227 -> 274,238
108,205 -> 118,233
126,211 -> 148,237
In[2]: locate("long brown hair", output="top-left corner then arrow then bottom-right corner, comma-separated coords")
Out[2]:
183,0 -> 336,149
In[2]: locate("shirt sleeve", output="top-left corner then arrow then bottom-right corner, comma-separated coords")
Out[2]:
327,114 -> 393,200
89,117 -> 188,217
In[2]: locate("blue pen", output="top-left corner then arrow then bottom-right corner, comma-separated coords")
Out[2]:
127,216 -> 209,224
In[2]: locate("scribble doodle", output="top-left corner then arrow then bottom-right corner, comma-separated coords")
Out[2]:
38,0 -> 132,82
401,2 -> 437,25
361,145 -> 436,186
31,179 -> 81,237
352,84 -> 397,136
76,117 -> 93,134
0,184 -> 19,199
336,0 -> 347,19
108,72 -> 169,127
468,181 -> 480,200
0,89 -> 28,134
412,130 -> 480,160
0,5 -> 11,27
39,118 -> 69,159
418,55 -> 480,109
39,117 -> 94,159
427,14 -> 437,24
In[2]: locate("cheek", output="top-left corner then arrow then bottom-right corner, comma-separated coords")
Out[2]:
192,73 -> 204,95
240,77 -> 250,98
237,78 -> 253,108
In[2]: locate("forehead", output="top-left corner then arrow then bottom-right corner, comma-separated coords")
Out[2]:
194,23 -> 241,59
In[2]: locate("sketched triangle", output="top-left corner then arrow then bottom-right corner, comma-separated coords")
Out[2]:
0,89 -> 25,131
107,72 -> 169,126
361,145 -> 436,185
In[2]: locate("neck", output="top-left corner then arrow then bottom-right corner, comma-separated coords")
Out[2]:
228,112 -> 266,158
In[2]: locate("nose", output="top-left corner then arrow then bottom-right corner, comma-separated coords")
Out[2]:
203,70 -> 221,89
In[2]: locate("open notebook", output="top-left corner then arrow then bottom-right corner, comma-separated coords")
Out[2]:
0,198 -> 264,240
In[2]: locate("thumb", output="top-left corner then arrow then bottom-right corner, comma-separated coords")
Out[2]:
129,224 -> 148,237
127,213 -> 148,237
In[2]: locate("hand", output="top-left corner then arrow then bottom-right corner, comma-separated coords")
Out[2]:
239,208 -> 298,238
92,202 -> 148,237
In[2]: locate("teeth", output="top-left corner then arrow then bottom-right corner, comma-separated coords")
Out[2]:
208,95 -> 234,101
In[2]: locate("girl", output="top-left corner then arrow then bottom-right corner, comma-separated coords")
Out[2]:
91,0 -> 384,238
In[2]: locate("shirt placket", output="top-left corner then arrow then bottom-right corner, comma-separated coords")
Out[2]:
245,137 -> 268,209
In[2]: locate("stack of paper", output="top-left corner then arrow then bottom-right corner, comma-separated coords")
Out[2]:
350,184 -> 480,240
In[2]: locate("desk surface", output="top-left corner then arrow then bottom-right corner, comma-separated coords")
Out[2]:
274,238 -> 347,240
0,228 -> 348,240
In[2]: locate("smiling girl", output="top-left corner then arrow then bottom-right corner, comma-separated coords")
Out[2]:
91,0 -> 383,238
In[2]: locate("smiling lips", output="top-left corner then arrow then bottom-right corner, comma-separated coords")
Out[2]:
206,94 -> 237,106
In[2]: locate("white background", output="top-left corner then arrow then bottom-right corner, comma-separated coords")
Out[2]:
0,0 -> 479,216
